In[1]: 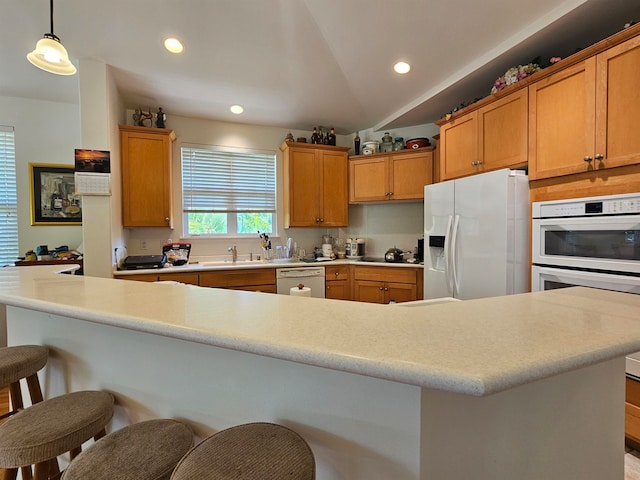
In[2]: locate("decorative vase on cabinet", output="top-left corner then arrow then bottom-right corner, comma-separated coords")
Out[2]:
120,125 -> 176,227
280,141 -> 350,228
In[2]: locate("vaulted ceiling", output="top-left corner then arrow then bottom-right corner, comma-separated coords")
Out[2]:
2,0 -> 638,133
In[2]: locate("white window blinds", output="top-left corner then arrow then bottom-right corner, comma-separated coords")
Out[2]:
0,126 -> 18,266
181,145 -> 276,213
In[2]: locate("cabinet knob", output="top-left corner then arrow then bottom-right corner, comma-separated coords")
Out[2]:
595,153 -> 604,161
335,272 -> 339,277
165,217 -> 170,223
583,156 -> 593,163
319,218 -> 324,223
379,287 -> 384,291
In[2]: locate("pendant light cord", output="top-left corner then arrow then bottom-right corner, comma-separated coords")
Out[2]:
49,0 -> 54,36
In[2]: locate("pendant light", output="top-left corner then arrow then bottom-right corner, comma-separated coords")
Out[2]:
27,0 -> 76,75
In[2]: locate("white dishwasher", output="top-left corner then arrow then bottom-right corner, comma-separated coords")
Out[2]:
276,267 -> 326,298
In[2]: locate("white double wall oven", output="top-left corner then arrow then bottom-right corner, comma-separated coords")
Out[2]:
531,193 -> 640,376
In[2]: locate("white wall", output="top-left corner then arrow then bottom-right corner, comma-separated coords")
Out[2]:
0,96 -> 83,258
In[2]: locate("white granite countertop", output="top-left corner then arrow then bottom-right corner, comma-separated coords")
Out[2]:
112,257 -> 423,276
2,265 -> 640,396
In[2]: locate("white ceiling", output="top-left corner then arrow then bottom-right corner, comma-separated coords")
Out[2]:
2,0 -> 638,134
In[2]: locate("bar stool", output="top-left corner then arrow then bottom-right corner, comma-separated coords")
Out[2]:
0,390 -> 114,480
170,422 -> 315,480
61,419 -> 193,480
0,345 -> 49,419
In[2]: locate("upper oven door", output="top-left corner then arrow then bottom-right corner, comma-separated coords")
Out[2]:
532,215 -> 640,274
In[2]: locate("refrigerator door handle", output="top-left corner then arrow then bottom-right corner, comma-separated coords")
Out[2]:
443,215 -> 454,295
450,214 -> 461,297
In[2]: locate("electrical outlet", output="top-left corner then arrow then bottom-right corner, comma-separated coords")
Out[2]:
140,239 -> 148,250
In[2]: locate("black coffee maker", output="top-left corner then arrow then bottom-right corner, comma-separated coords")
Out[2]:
417,238 -> 424,262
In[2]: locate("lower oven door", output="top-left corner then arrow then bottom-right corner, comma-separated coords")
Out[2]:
532,265 -> 640,377
531,265 -> 640,294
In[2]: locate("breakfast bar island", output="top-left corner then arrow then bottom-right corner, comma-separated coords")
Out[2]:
2,266 -> 639,479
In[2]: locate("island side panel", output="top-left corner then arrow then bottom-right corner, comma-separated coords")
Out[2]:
7,306 -> 422,480
420,357 -> 624,480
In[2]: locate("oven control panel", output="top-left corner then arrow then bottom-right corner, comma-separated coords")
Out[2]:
534,193 -> 640,218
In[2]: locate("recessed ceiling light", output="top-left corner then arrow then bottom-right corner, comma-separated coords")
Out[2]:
163,37 -> 184,54
230,105 -> 244,114
394,61 -> 411,74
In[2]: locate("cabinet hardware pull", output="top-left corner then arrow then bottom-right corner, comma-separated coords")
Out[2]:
319,218 -> 324,223
583,156 -> 593,162
595,154 -> 604,161
165,217 -> 170,222
379,287 -> 384,291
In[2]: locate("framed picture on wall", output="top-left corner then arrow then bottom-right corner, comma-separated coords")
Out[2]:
30,163 -> 82,225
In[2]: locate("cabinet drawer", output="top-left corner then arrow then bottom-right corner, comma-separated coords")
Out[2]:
353,266 -> 417,284
326,265 -> 349,281
199,268 -> 275,288
119,273 -> 159,282
158,273 -> 200,285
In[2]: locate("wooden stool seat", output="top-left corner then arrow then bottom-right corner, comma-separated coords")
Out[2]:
0,390 -> 114,480
170,422 -> 315,480
0,345 -> 48,417
61,419 -> 193,480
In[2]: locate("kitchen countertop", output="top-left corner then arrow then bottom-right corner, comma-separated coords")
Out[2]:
112,257 -> 424,276
2,265 -> 640,397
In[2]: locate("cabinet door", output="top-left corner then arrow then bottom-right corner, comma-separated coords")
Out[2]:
478,88 -> 528,172
349,156 -> 388,202
389,152 -> 433,200
287,149 -> 320,227
353,280 -> 385,304
439,111 -> 479,180
528,58 -> 597,180
121,127 -> 174,227
320,151 -> 348,226
326,280 -> 350,300
386,283 -> 417,304
595,35 -> 640,171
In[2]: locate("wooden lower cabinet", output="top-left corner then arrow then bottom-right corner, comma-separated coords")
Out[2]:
120,273 -> 160,282
325,265 -> 350,300
199,268 -> 276,293
352,266 -> 419,304
626,377 -> 640,447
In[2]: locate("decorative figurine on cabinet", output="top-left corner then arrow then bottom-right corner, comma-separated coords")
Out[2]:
134,108 -> 153,127
155,108 -> 166,128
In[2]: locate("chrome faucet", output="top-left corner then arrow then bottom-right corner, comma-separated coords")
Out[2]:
228,245 -> 238,263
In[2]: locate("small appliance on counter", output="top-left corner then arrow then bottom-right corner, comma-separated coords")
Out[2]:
346,238 -> 365,259
162,242 -> 191,266
121,255 -> 167,270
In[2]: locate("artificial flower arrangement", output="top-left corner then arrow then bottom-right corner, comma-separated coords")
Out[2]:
490,63 -> 542,94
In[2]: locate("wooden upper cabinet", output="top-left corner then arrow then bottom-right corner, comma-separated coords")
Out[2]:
528,59 -> 597,180
595,35 -> 640,171
281,142 -> 350,228
529,34 -> 640,180
439,89 -> 527,181
349,148 -> 434,202
120,125 -> 176,227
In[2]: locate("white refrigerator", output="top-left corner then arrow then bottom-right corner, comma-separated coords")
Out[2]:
424,169 -> 529,300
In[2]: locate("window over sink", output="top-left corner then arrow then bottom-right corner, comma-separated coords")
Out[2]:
181,144 -> 276,237
0,126 -> 18,266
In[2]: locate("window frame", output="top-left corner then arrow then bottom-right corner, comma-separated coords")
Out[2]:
0,126 -> 18,266
180,143 -> 277,238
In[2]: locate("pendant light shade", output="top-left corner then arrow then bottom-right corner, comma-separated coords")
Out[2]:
27,0 -> 76,75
